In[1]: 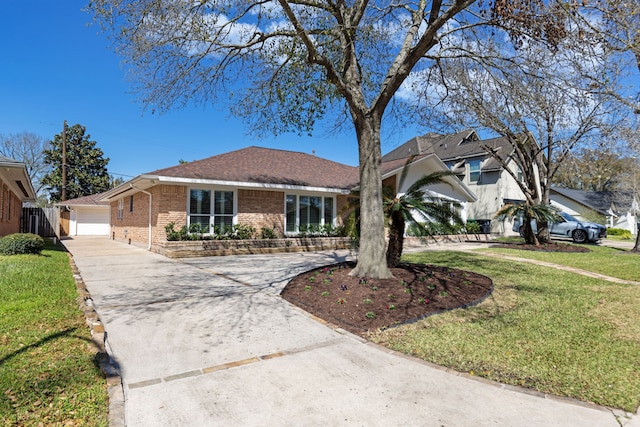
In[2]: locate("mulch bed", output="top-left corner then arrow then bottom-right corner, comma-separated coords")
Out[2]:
488,242 -> 591,253
281,261 -> 493,336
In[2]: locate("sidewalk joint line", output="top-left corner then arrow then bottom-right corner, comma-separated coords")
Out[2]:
475,250 -> 640,286
126,338 -> 345,390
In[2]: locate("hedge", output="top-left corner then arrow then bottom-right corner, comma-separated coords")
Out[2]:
0,233 -> 45,255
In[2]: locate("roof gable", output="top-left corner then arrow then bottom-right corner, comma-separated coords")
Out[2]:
383,131 -> 520,177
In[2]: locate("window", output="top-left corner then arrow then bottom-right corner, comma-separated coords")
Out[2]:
188,189 -> 235,232
286,195 -> 297,233
129,195 -> 134,212
469,159 -> 481,183
516,166 -> 523,183
213,191 -> 234,230
117,199 -> 124,220
285,194 -> 334,233
323,198 -> 333,227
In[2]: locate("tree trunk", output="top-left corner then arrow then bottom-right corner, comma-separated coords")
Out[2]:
523,213 -> 540,245
386,212 -> 405,268
350,116 -> 393,278
536,219 -> 551,244
632,224 -> 640,253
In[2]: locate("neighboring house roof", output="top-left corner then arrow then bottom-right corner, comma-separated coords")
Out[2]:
0,155 -> 37,202
551,186 -> 636,216
382,131 -> 515,172
379,154 -> 477,202
382,130 -> 477,162
54,190 -> 111,207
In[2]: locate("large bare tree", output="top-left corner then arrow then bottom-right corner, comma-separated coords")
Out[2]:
90,0 -> 564,277
410,27 -> 626,241
0,132 -> 50,202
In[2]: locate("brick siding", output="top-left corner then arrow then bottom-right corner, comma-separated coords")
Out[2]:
111,185 -> 349,249
237,189 -> 285,236
0,179 -> 21,236
110,185 -> 187,246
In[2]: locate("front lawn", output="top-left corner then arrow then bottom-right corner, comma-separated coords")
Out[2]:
479,244 -> 640,282
370,251 -> 640,412
0,243 -> 108,425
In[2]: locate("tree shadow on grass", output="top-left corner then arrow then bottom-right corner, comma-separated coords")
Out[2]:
0,327 -> 78,366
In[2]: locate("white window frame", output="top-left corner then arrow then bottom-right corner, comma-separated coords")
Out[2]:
187,188 -> 237,233
469,159 -> 481,183
284,193 -> 335,235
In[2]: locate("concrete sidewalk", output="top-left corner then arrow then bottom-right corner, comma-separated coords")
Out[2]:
63,237 -> 637,426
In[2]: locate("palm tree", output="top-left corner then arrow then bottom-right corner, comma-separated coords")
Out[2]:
494,202 -> 562,245
384,169 -> 463,267
341,156 -> 464,268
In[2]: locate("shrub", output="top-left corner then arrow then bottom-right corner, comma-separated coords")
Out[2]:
260,227 -> 279,239
0,233 -> 45,255
607,228 -> 632,239
465,221 -> 482,235
407,221 -> 465,237
165,222 -> 178,241
297,223 -> 343,237
232,224 -> 256,240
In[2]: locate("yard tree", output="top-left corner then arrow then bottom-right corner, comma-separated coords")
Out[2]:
564,0 -> 640,108
563,0 -> 640,252
553,146 -> 636,192
0,132 -> 51,203
411,28 -> 625,242
89,0 -> 566,278
41,124 -> 111,203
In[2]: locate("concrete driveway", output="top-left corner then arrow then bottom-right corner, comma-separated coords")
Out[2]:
63,237 -> 633,426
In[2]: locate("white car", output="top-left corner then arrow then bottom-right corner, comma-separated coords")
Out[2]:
513,212 -> 607,243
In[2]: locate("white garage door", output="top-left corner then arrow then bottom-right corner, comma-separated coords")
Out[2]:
76,207 -> 110,236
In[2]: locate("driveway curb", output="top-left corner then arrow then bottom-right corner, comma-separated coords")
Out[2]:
67,253 -> 125,427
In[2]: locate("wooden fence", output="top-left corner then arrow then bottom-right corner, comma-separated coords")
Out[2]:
20,207 -> 59,238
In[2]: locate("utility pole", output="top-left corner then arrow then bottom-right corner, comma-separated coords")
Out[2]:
61,120 -> 67,202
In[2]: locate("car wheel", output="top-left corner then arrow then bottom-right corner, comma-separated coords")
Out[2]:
572,229 -> 588,244
518,226 -> 525,238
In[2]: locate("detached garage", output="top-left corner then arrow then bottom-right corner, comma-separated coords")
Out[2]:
56,192 -> 110,236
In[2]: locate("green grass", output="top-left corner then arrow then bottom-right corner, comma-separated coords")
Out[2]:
0,243 -> 108,426
606,235 -> 634,241
479,244 -> 640,282
371,251 -> 640,412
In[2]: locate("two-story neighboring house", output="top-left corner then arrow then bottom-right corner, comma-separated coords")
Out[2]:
382,130 -> 529,234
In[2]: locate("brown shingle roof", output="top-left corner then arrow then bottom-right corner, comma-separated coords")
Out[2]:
149,146 -> 359,189
57,191 -> 111,206
382,130 -> 477,162
382,131 -> 517,173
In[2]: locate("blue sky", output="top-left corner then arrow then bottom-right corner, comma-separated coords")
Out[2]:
0,1 -> 421,179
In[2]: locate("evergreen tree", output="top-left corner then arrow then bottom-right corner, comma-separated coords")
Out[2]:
42,124 -> 111,202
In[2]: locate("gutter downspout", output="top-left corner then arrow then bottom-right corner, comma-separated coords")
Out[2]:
131,185 -> 153,250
